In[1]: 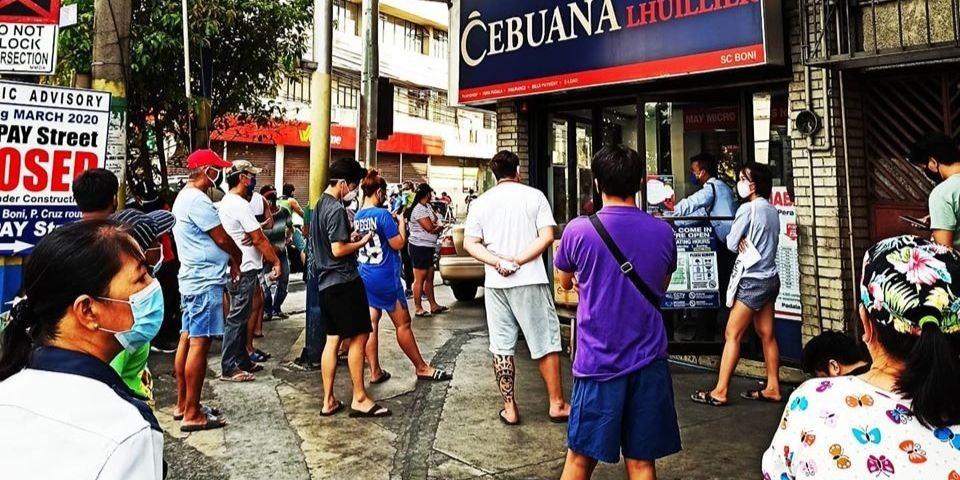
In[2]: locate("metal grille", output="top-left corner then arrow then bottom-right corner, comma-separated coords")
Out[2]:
864,72 -> 960,202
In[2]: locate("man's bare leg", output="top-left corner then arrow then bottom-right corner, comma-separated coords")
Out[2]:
181,337 -> 212,426
538,352 -> 571,418
174,332 -> 190,416
494,354 -> 519,422
560,450 -> 598,480
624,459 -> 656,480
321,335 -> 341,413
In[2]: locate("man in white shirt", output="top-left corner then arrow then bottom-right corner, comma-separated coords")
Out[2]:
464,150 -> 571,426
218,160 -> 280,381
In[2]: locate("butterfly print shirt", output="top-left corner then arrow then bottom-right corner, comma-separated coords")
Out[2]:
762,376 -> 960,479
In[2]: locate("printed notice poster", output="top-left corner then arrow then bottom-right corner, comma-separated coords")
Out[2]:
772,187 -> 801,320
0,81 -> 112,254
646,175 -> 675,217
663,225 -> 721,310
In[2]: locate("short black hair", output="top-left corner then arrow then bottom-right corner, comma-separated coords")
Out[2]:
690,152 -> 719,177
328,158 -> 366,187
801,331 -> 867,375
282,183 -> 296,196
491,150 -> 520,180
741,162 -> 773,199
73,168 -> 118,212
591,145 -> 643,198
908,132 -> 960,166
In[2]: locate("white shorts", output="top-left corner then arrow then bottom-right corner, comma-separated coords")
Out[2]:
484,284 -> 562,360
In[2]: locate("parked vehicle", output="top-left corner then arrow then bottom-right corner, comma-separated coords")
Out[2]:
437,224 -> 484,301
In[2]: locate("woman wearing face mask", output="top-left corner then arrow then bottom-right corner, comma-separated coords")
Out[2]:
0,220 -> 165,479
354,170 -> 454,383
407,183 -> 449,317
692,162 -> 782,407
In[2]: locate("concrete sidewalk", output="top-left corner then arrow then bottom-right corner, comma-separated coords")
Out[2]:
151,285 -> 785,480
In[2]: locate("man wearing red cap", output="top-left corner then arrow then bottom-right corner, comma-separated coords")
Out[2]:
170,149 -> 243,431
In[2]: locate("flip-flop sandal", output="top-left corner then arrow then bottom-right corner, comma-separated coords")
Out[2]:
180,412 -> 227,432
174,404 -> 221,421
740,390 -> 783,403
499,409 -> 521,426
220,370 -> 255,382
370,370 -> 392,384
255,349 -> 272,360
690,390 -> 727,407
349,403 -> 392,418
249,352 -> 268,363
430,306 -> 450,315
416,369 -> 453,382
320,400 -> 345,417
549,414 -> 569,424
414,311 -> 432,318
241,363 -> 264,373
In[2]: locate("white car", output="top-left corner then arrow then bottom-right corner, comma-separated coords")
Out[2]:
437,225 -> 484,301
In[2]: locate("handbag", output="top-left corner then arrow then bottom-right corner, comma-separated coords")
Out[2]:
588,215 -> 663,311
725,201 -> 762,308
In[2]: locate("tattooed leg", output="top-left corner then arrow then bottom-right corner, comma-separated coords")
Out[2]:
494,354 -> 518,421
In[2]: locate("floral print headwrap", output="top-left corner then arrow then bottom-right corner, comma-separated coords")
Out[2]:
860,235 -> 960,335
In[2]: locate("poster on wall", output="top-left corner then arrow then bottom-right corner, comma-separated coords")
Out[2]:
663,225 -> 720,310
772,187 -> 801,320
646,175 -> 675,217
0,81 -> 112,255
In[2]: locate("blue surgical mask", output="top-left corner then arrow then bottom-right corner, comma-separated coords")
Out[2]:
98,279 -> 165,353
689,172 -> 700,186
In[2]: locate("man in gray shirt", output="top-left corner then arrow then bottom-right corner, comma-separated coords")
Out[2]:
309,158 -> 390,418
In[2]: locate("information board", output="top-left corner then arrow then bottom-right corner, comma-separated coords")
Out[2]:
663,225 -> 720,309
772,187 -> 801,319
0,81 -> 112,254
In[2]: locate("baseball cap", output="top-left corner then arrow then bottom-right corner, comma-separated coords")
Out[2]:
229,159 -> 263,176
186,149 -> 232,170
110,208 -> 176,251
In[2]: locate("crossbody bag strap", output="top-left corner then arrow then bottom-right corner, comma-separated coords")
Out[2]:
588,214 -> 662,311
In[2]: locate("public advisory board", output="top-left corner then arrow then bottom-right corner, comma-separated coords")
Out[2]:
0,81 -> 111,254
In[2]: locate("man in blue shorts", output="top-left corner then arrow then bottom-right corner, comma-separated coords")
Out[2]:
555,145 -> 681,479
171,149 -> 242,432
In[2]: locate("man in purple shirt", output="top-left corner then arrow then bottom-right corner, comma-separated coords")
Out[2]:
555,145 -> 682,479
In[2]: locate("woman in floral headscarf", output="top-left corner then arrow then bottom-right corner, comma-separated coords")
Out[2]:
762,235 -> 960,479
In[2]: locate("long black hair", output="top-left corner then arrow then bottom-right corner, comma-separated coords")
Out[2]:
404,183 -> 433,221
0,220 -> 140,381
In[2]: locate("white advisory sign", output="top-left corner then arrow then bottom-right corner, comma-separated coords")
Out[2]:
0,22 -> 58,74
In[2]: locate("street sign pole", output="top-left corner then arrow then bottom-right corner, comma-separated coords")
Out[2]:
92,0 -> 131,207
357,0 -> 378,167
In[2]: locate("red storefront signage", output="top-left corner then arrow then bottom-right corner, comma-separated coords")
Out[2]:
683,106 -> 739,131
211,121 -> 445,156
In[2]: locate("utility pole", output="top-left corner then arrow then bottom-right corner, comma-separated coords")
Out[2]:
309,0 -> 333,207
357,0 -> 378,167
92,0 -> 131,207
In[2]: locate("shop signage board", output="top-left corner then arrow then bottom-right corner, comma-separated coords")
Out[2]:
0,81 -> 112,254
0,0 -> 60,74
450,0 -> 784,104
772,186 -> 801,320
663,225 -> 720,309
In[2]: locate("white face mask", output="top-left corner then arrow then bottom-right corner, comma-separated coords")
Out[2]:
737,180 -> 753,199
342,188 -> 358,203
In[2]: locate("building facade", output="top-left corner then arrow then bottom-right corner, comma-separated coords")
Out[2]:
453,0 -> 960,366
212,0 -> 497,216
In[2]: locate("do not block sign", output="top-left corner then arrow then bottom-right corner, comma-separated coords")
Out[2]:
0,0 -> 60,74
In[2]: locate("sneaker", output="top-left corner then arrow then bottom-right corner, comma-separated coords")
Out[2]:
283,359 -> 321,372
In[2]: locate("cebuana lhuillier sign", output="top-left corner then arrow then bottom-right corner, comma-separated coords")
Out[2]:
450,0 -> 783,104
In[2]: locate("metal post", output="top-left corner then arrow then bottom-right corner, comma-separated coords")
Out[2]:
92,0 -> 131,207
309,0 -> 333,207
358,0 -> 379,167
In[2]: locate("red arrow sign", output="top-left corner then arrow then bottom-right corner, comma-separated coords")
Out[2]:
0,0 -> 60,24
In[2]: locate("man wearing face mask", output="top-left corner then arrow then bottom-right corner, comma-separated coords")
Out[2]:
171,149 -> 242,432
908,132 -> 960,249
218,160 -> 281,383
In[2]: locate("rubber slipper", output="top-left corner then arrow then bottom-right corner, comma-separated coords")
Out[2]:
321,400 -> 345,417
349,403 -> 392,418
180,412 -> 227,432
220,370 -> 255,382
499,409 -> 520,426
241,363 -> 264,373
370,370 -> 392,385
740,390 -> 783,403
174,404 -> 221,421
249,352 -> 268,363
414,311 -> 432,318
690,390 -> 727,407
430,306 -> 450,315
416,369 -> 453,382
549,415 -> 569,423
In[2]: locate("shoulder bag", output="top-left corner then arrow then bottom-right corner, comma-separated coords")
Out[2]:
725,201 -> 762,308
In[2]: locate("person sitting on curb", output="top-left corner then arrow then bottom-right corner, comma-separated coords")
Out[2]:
800,330 -> 871,378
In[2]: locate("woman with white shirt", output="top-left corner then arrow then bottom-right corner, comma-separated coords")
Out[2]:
692,162 -> 783,406
0,220 -> 165,479
763,235 -> 960,479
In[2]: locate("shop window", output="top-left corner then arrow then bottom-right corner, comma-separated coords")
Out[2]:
431,30 -> 448,59
283,73 -> 311,103
752,92 -> 793,188
333,0 -> 359,36
551,119 -> 569,224
379,13 -> 427,55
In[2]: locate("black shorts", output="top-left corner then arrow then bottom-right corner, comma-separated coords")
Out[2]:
319,277 -> 373,338
409,244 -> 435,269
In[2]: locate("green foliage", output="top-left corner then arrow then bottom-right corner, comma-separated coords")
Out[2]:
55,0 -> 312,192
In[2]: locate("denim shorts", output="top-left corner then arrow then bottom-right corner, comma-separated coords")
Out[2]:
568,359 -> 682,463
180,285 -> 225,338
736,275 -> 781,312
